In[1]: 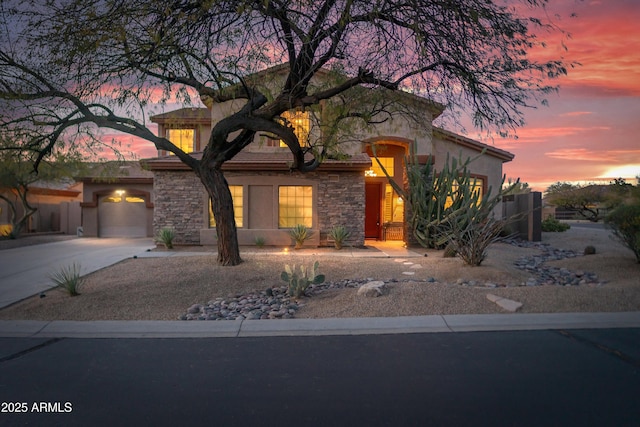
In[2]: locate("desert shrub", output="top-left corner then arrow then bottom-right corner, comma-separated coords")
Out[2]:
329,225 -> 350,250
440,215 -> 508,266
50,263 -> 84,296
443,242 -> 457,258
289,224 -> 312,249
254,236 -> 266,248
155,227 -> 176,249
584,245 -> 596,255
541,216 -> 570,232
605,204 -> 640,263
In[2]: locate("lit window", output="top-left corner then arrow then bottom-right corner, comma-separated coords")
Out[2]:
445,177 -> 484,208
383,184 -> 404,223
279,186 -> 312,228
125,196 -> 145,203
167,129 -> 195,153
279,110 -> 310,148
209,186 -> 243,228
366,157 -> 394,177
103,196 -> 121,203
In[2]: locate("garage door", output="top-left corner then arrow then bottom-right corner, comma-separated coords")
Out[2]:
99,194 -> 148,237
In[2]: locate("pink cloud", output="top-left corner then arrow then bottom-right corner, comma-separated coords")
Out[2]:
545,148 -> 640,163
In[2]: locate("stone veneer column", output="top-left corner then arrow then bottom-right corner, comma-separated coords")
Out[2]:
153,171 -> 205,244
316,171 -> 365,247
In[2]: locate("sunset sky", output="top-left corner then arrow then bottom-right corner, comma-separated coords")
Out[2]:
462,0 -> 640,191
113,0 -> 639,192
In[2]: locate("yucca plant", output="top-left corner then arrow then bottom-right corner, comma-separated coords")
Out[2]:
50,263 -> 84,296
329,225 -> 351,250
289,224 -> 312,249
254,236 -> 266,248
155,227 -> 176,249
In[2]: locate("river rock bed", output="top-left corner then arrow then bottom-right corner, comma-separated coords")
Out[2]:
507,239 -> 603,287
180,279 -> 372,321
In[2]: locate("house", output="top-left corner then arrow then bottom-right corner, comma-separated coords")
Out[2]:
76,162 -> 154,238
3,68 -> 514,244
145,69 -> 514,247
0,180 -> 82,235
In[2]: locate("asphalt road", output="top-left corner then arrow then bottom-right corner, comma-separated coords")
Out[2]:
1,329 -> 639,426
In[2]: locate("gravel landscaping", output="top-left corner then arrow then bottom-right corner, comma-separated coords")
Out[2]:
0,225 -> 638,321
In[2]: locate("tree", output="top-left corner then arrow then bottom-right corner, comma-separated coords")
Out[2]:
0,0 -> 570,265
545,181 -> 634,222
503,178 -> 530,195
0,142 -> 82,238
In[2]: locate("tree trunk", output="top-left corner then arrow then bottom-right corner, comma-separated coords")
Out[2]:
199,166 -> 242,266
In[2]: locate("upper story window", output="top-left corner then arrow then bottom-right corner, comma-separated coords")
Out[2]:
167,128 -> 195,154
263,110 -> 311,148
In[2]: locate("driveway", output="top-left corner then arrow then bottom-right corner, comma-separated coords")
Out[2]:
0,238 -> 155,308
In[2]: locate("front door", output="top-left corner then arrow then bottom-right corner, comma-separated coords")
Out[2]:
365,183 -> 382,239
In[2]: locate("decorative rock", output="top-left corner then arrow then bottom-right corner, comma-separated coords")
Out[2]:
486,294 -> 523,312
187,304 -> 202,314
402,271 -> 415,275
357,281 -> 387,297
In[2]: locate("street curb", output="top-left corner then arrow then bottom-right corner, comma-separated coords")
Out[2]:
1,312 -> 639,338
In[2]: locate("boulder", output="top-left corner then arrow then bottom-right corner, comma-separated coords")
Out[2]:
357,281 -> 387,297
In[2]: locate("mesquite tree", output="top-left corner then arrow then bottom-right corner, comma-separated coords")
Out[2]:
0,0 -> 569,265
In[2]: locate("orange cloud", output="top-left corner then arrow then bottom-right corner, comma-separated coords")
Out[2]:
512,126 -> 610,144
545,148 -> 640,163
559,111 -> 593,117
521,0 -> 640,99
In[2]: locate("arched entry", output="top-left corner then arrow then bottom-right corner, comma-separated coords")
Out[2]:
363,140 -> 408,240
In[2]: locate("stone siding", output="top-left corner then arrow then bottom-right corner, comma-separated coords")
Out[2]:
153,169 -> 365,246
316,172 -> 365,246
153,171 -> 204,244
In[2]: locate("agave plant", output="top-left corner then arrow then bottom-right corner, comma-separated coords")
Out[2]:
329,225 -> 351,250
289,224 -> 312,249
155,227 -> 176,249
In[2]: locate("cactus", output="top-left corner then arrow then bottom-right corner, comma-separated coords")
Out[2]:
281,261 -> 325,298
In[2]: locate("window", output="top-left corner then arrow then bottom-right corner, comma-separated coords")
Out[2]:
279,110 -> 310,148
102,196 -> 122,203
383,184 -> 404,223
125,196 -> 145,203
167,128 -> 195,153
279,186 -> 312,228
445,177 -> 485,208
366,157 -> 394,177
209,186 -> 243,228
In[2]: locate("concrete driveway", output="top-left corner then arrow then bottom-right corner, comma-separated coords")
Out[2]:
0,238 -> 155,308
